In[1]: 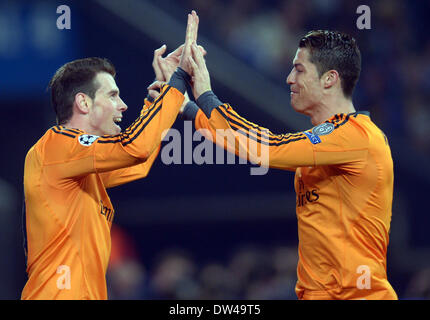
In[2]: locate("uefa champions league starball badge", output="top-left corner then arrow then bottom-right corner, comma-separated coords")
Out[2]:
78,134 -> 99,146
312,123 -> 335,136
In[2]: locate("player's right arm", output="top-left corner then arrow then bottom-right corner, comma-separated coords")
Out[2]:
185,100 -> 369,170
184,42 -> 369,171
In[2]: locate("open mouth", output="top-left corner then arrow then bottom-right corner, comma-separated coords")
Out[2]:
113,117 -> 122,131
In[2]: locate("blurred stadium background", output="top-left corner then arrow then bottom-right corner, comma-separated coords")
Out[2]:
1,0 -> 430,299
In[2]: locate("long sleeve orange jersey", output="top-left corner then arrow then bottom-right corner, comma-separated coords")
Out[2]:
184,93 -> 397,300
22,82 -> 185,300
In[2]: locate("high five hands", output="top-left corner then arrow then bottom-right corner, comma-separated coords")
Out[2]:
148,10 -> 211,103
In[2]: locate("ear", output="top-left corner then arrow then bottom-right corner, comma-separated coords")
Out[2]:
322,70 -> 339,89
74,93 -> 91,114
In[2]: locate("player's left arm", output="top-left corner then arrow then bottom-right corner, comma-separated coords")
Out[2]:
99,41 -> 193,189
98,39 -> 201,188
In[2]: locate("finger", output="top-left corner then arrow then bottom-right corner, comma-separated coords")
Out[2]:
158,56 -> 170,78
193,10 -> 199,26
198,45 -> 207,56
152,64 -> 164,81
167,44 -> 184,59
187,55 -> 198,74
156,44 -> 167,54
184,14 -> 193,46
185,11 -> 198,46
153,44 -> 166,61
147,80 -> 165,91
190,43 -> 198,67
192,10 -> 199,30
191,11 -> 199,43
148,89 -> 160,100
191,42 -> 204,65
152,45 -> 167,80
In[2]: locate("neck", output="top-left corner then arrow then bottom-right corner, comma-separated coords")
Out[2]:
309,95 -> 355,126
64,117 -> 99,135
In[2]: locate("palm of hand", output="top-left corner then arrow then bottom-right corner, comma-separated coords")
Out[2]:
160,55 -> 180,80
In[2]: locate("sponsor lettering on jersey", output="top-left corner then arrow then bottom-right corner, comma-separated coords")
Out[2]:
296,179 -> 319,207
99,200 -> 114,222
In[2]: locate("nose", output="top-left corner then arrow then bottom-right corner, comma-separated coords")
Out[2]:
286,69 -> 295,85
119,98 -> 128,112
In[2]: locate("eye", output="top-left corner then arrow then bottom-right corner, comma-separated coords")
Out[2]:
294,64 -> 304,73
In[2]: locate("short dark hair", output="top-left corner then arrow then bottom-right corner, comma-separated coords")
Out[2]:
48,57 -> 116,125
299,30 -> 361,98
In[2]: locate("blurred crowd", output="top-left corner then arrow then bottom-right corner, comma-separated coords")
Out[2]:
107,225 -> 430,300
107,226 -> 298,300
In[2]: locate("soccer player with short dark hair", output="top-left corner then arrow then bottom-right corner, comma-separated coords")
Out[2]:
21,11 -> 199,300
176,30 -> 397,300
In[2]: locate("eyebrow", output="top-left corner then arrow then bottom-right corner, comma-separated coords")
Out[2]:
294,63 -> 305,68
107,89 -> 120,96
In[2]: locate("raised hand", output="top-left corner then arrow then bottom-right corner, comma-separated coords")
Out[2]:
149,11 -> 202,100
179,10 -> 199,75
149,45 -> 184,99
157,44 -> 207,82
158,44 -> 184,82
187,41 -> 212,99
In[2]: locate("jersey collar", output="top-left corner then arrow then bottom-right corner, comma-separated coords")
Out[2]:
350,111 -> 370,117
328,111 -> 370,121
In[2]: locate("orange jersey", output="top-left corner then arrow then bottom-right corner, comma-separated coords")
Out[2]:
189,97 -> 397,300
22,84 -> 184,300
